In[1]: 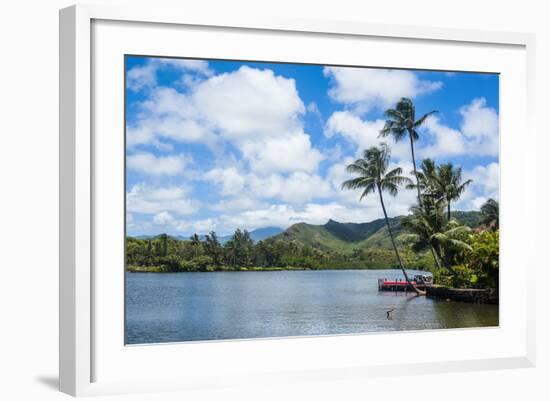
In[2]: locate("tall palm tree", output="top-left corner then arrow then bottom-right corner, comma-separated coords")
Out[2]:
379,98 -> 437,205
480,198 -> 499,230
435,163 -> 472,220
342,144 -> 423,295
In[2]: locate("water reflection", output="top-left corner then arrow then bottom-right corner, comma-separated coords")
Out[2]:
125,269 -> 498,344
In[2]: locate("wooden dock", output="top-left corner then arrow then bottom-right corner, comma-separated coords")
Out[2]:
378,274 -> 433,292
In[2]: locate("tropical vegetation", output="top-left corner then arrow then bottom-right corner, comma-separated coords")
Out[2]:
343,97 -> 498,293
126,97 -> 499,295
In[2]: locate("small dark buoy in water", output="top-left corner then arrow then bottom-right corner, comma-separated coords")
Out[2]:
386,308 -> 395,320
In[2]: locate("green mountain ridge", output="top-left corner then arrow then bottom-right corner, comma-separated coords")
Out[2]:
274,211 -> 481,254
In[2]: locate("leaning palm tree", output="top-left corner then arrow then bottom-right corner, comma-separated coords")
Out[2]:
434,163 -> 472,220
342,144 -> 423,295
379,98 -> 437,205
480,198 -> 499,230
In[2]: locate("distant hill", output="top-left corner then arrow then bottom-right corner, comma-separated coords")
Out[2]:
218,226 -> 283,244
274,211 -> 481,253
130,211 -> 480,253
249,227 -> 284,242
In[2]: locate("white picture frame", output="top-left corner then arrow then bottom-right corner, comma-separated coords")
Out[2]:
59,4 -> 536,397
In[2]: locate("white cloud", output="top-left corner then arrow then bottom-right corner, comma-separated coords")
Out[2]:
324,67 -> 442,112
139,87 -> 195,116
193,66 -> 304,139
204,167 -> 332,204
126,64 -> 157,92
153,211 -> 175,225
241,132 -> 323,174
127,152 -> 192,176
325,111 -> 384,149
172,218 -> 219,234
324,111 -> 411,161
204,167 -> 246,196
128,66 -> 323,174
472,162 -> 500,198
193,66 -> 322,174
209,197 -> 267,213
248,172 -> 332,203
127,183 -> 198,216
127,58 -> 212,92
420,115 -> 466,158
419,98 -> 499,158
455,162 -> 499,210
154,58 -> 212,76
459,97 -> 499,156
127,87 -> 216,148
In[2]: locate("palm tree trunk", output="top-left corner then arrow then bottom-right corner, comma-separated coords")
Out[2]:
433,244 -> 456,275
377,185 -> 424,295
430,246 -> 443,270
408,131 -> 422,206
447,201 -> 451,221
408,130 -> 441,278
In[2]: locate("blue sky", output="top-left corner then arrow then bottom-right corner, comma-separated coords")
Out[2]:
125,56 -> 499,236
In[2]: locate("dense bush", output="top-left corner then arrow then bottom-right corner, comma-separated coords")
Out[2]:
432,230 -> 499,290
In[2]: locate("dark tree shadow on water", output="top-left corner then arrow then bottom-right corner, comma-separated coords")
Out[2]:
35,376 -> 58,391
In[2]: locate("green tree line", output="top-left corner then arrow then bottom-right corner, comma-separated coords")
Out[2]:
126,228 -> 435,273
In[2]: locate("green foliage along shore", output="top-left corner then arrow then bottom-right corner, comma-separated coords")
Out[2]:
126,232 -> 433,273
125,211 -> 480,273
126,205 -> 498,291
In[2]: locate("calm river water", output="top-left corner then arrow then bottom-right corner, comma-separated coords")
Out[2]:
125,269 -> 498,344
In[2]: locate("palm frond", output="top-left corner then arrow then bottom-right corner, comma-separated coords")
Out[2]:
445,239 -> 473,252
359,184 -> 377,200
383,108 -> 405,121
444,225 -> 471,237
380,181 -> 398,197
341,176 -> 371,191
413,110 -> 438,127
345,161 -> 370,176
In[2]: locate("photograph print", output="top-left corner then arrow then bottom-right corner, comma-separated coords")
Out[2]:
125,55 -> 499,345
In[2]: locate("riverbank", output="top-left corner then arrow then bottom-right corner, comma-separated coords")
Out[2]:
426,285 -> 498,305
127,265 -> 313,273
126,265 -> 419,273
